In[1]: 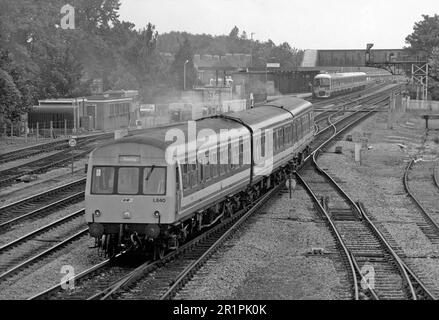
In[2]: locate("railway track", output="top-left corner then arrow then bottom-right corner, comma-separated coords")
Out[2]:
308,82 -> 386,105
0,136 -> 102,189
29,86 -> 406,300
83,91 -> 401,300
0,209 -> 87,282
29,253 -> 147,300
0,122 -> 191,190
101,182 -> 284,300
0,135 -> 106,166
313,85 -> 398,134
401,159 -> 439,297
295,100 -> 435,299
0,178 -> 86,229
404,160 -> 439,244
0,83 -> 387,168
31,182 -> 284,300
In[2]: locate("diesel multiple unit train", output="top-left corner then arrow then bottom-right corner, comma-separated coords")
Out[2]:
85,97 -> 314,258
313,72 -> 368,98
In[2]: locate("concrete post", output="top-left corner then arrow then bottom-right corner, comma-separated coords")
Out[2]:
36,122 -> 39,142
355,143 -> 362,164
387,96 -> 393,130
64,119 -> 67,137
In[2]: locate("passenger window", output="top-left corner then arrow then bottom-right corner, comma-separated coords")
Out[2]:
232,143 -> 239,168
239,140 -> 244,166
261,133 -> 266,158
228,142 -> 235,169
220,147 -> 227,175
211,149 -> 218,177
279,129 -> 284,148
294,122 -> 298,140
176,167 -> 180,191
290,124 -> 294,143
199,162 -> 204,182
92,167 -> 114,194
204,151 -> 210,180
118,167 -> 139,195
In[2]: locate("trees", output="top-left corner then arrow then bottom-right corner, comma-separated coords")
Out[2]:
0,49 -> 34,123
1,1 -> 307,122
406,14 -> 439,99
37,45 -> 89,99
405,14 -> 439,57
229,26 -> 240,39
74,0 -> 121,33
158,28 -> 303,70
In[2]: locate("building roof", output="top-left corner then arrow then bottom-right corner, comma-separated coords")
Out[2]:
194,53 -> 251,71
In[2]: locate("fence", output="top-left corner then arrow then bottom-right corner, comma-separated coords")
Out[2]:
1,119 -> 86,145
405,99 -> 439,112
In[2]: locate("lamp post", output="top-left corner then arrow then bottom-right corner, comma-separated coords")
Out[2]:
250,33 -> 255,68
183,60 -> 189,91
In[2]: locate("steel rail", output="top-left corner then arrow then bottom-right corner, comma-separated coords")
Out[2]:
308,102 -> 417,299
0,209 -> 85,254
0,229 -> 88,282
403,160 -> 439,234
159,183 -> 284,300
357,203 -> 436,300
28,251 -> 131,300
28,86 -> 401,300
0,179 -> 86,228
295,172 -> 361,300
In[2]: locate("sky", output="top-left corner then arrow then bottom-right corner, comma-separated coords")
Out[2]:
118,0 -> 438,50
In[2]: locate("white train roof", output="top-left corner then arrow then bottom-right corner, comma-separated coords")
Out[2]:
92,97 -> 313,154
315,72 -> 367,79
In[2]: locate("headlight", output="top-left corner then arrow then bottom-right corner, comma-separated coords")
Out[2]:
94,210 -> 101,217
123,211 -> 131,219
153,211 -> 160,218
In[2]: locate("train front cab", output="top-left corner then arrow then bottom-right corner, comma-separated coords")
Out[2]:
85,139 -> 178,253
313,76 -> 331,98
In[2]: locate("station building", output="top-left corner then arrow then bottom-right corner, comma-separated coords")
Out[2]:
86,90 -> 139,131
27,90 -> 140,132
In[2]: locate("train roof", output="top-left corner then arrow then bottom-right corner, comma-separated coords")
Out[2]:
94,97 -> 312,152
264,97 -> 313,117
315,72 -> 367,79
224,97 -> 312,131
96,117 -> 247,152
